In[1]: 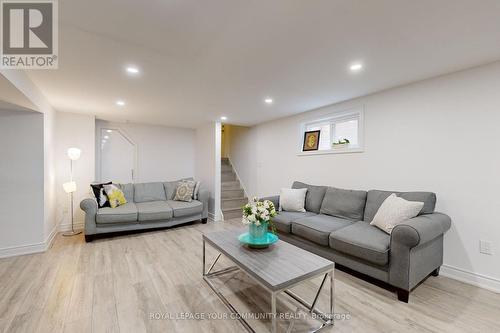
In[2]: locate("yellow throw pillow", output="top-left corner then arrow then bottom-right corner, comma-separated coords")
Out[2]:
103,184 -> 127,208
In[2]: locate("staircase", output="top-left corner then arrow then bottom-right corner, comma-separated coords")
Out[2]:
221,158 -> 247,220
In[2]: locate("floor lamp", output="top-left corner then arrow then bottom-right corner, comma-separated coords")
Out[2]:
63,147 -> 82,236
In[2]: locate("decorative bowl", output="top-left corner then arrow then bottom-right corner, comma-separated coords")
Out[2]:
238,232 -> 278,249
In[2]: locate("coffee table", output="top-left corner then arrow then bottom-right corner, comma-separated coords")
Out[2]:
202,229 -> 335,333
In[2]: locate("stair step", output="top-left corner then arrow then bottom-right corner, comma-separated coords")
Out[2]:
222,189 -> 245,199
222,181 -> 240,190
222,197 -> 248,210
223,208 -> 242,220
221,164 -> 233,172
222,172 -> 236,182
221,158 -> 230,165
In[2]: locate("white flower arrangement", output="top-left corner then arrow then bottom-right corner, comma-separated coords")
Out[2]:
242,197 -> 277,228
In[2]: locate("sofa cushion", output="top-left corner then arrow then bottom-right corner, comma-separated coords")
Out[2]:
118,183 -> 134,202
364,190 -> 436,222
329,221 -> 390,266
320,187 -> 367,221
96,202 -> 138,224
134,182 -> 167,203
273,211 -> 317,233
292,181 -> 327,214
136,201 -> 173,221
167,200 -> 203,217
291,214 -> 353,246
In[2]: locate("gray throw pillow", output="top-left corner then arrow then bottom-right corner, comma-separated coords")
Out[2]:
174,180 -> 196,202
193,181 -> 201,200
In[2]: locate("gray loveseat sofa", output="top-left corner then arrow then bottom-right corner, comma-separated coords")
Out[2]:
81,181 -> 209,242
264,181 -> 451,302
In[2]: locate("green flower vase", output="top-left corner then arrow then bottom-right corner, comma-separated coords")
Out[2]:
249,221 -> 269,241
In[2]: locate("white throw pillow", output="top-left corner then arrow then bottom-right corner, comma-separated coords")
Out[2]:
370,194 -> 424,234
279,188 -> 307,212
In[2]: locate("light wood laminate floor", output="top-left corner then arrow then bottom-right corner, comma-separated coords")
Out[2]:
1,220 -> 499,333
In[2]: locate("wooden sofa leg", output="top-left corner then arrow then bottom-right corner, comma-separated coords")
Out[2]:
201,218 -> 208,224
431,267 -> 440,277
397,289 -> 409,303
85,235 -> 93,243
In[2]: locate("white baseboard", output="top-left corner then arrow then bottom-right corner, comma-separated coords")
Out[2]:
441,264 -> 500,294
58,221 -> 84,232
208,212 -> 223,222
45,226 -> 57,250
0,225 -> 58,259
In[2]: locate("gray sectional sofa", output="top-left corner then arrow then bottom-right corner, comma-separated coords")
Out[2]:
264,181 -> 451,302
81,181 -> 209,242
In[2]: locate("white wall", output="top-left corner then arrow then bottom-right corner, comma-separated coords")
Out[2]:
195,122 -> 221,220
0,111 -> 45,254
1,70 -> 58,251
221,124 -> 230,158
54,112 -> 96,231
96,120 -> 196,183
228,61 -> 500,291
225,125 -> 258,197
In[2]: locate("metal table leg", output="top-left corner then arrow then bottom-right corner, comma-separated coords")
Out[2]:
202,238 -> 206,276
271,292 -> 277,333
330,269 -> 334,323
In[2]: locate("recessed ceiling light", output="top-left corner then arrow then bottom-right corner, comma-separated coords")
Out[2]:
104,135 -> 109,139
116,100 -> 125,106
264,98 -> 273,104
106,129 -> 112,133
126,66 -> 140,74
349,63 -> 363,72
220,116 -> 227,121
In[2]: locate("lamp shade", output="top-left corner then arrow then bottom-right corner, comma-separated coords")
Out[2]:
67,147 -> 81,161
63,181 -> 77,193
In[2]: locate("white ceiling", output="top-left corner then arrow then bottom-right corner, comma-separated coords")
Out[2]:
26,0 -> 500,128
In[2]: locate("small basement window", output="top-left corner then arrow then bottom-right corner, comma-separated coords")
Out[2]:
299,107 -> 364,155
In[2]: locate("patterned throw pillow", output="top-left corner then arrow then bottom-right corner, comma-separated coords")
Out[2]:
174,180 -> 196,202
103,184 -> 127,208
90,182 -> 112,208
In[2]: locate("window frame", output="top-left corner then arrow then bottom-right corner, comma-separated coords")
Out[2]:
298,106 -> 365,156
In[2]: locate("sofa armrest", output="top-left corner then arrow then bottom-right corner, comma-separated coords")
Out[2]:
260,195 -> 279,209
80,198 -> 98,235
391,212 -> 451,248
198,188 -> 209,219
80,198 -> 98,214
389,212 -> 451,291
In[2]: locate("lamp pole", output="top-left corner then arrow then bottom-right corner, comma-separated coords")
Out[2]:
64,148 -> 82,236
